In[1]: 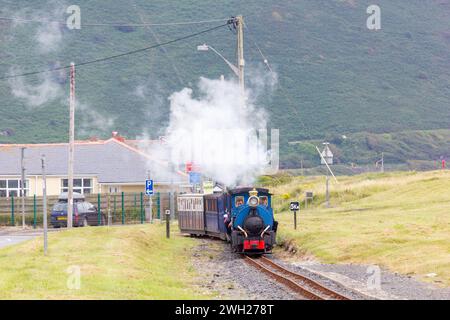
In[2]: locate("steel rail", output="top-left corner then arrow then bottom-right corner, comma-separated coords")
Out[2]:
259,256 -> 350,300
245,256 -> 351,300
244,256 -> 324,300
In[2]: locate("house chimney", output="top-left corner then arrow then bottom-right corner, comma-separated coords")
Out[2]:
112,131 -> 125,142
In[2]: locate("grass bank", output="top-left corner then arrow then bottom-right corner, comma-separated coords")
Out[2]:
0,224 -> 207,299
263,170 -> 450,286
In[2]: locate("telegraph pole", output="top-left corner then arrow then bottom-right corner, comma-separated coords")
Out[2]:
381,152 -> 384,173
41,155 -> 48,255
20,147 -> 26,229
325,173 -> 330,208
236,15 -> 245,94
67,62 -> 75,228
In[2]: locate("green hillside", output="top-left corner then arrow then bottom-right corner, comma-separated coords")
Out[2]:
0,0 -> 449,167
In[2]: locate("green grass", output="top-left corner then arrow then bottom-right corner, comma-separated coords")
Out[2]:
0,224 -> 209,299
264,170 -> 450,286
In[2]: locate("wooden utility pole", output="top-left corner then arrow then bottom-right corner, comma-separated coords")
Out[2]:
67,62 -> 75,228
236,15 -> 245,94
20,147 -> 26,229
41,155 -> 48,255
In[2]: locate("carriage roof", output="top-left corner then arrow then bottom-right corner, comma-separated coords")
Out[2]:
228,187 -> 271,196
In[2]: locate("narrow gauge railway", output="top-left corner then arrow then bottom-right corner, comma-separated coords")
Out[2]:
244,256 -> 351,300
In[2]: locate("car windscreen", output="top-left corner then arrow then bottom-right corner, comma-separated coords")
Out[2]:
52,202 -> 67,211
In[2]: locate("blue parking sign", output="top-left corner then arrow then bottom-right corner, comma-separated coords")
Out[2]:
189,172 -> 201,184
145,179 -> 154,195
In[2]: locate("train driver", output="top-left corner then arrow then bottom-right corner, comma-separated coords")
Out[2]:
235,197 -> 244,207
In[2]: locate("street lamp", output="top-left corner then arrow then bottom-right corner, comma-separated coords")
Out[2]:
197,43 -> 240,77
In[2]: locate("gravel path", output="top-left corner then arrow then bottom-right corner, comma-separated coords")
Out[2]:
190,237 -> 450,300
282,260 -> 450,300
191,238 -> 298,300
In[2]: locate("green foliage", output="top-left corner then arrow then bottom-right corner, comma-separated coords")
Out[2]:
0,0 -> 449,169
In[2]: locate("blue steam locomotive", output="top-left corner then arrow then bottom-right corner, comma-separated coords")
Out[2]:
177,187 -> 277,254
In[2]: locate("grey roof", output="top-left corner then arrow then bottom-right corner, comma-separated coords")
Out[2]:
0,139 -> 187,184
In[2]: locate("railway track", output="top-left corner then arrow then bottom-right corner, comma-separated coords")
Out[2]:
244,256 -> 351,300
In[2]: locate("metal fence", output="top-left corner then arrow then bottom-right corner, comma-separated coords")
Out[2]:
0,192 -> 177,227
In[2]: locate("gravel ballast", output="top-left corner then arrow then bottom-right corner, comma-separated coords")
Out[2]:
285,261 -> 450,300
191,238 -> 298,300
191,238 -> 450,300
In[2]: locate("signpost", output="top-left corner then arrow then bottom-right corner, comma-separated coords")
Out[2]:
189,172 -> 202,193
290,201 -> 300,230
145,179 -> 154,196
146,175 -> 153,223
304,191 -> 313,209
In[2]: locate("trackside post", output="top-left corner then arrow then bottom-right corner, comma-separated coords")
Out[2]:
165,209 -> 170,239
290,201 -> 300,230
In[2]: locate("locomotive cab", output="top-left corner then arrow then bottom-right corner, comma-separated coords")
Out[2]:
229,187 -> 277,254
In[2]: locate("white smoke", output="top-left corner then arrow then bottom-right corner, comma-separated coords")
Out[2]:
164,76 -> 271,186
36,20 -> 63,53
8,70 -> 63,107
77,102 -> 116,137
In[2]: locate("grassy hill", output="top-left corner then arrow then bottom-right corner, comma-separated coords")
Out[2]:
259,170 -> 450,286
0,0 -> 449,167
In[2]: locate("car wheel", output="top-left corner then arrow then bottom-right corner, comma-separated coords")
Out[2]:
83,217 -> 89,227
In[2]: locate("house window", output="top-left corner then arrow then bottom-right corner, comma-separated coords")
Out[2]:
61,178 -> 93,194
0,179 -> 29,197
108,186 -> 121,193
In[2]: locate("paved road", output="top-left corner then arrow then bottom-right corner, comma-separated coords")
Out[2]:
0,228 -> 60,249
0,235 -> 36,249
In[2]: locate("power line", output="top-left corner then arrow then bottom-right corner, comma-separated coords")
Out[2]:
0,22 -> 231,81
0,16 -> 230,27
244,20 -> 315,142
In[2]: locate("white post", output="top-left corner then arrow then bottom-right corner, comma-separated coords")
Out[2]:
67,62 -> 75,228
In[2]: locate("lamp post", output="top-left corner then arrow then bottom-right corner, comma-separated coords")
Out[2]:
197,15 -> 245,94
197,44 -> 240,78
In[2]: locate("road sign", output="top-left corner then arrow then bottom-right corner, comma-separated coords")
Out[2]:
145,179 -> 154,195
189,172 -> 201,185
290,201 -> 300,211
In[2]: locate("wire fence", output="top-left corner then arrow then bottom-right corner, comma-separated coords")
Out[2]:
0,192 -> 177,228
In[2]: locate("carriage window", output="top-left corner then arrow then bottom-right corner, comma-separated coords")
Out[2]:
235,196 -> 244,207
259,196 -> 268,207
